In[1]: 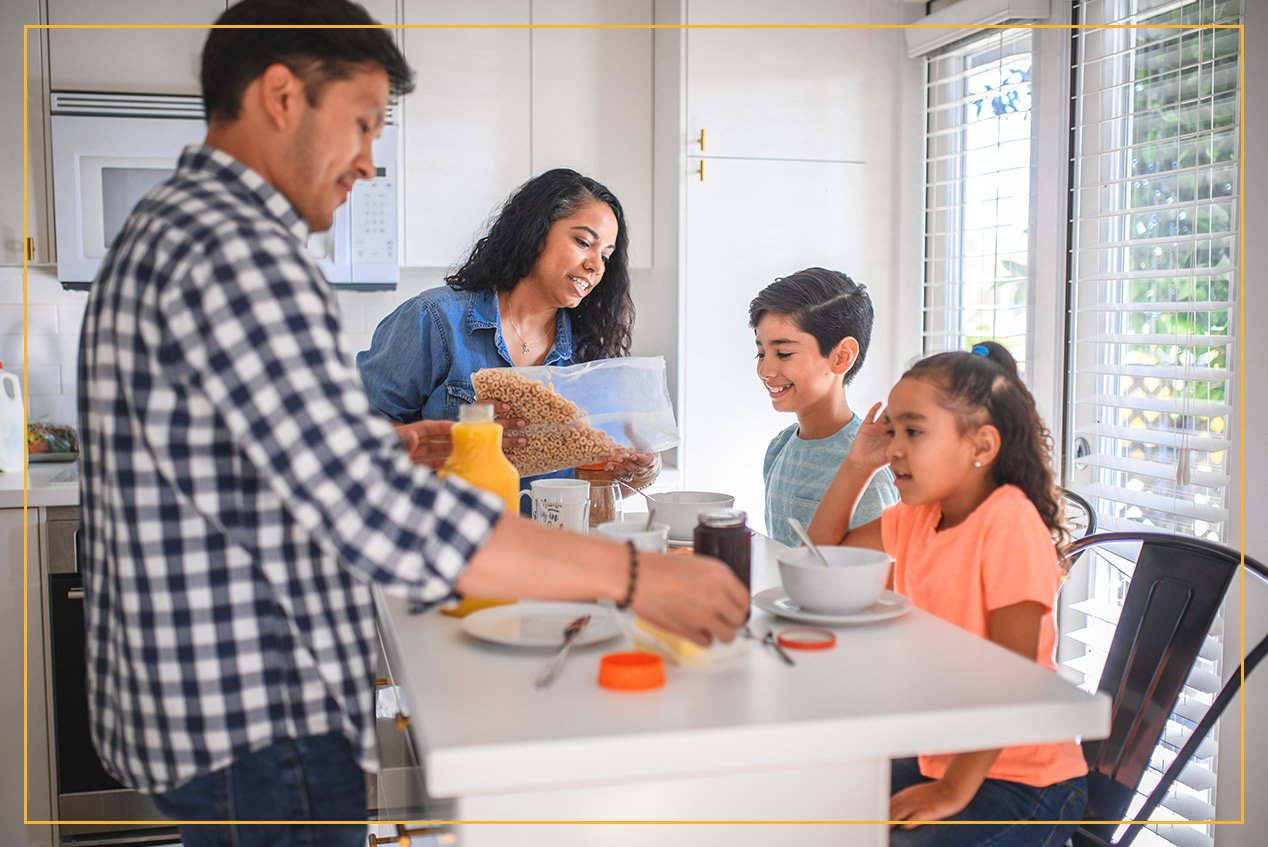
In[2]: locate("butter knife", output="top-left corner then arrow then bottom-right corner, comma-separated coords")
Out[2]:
534,614 -> 591,688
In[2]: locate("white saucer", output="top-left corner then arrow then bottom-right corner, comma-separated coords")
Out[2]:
461,602 -> 621,649
667,537 -> 693,549
751,587 -> 912,626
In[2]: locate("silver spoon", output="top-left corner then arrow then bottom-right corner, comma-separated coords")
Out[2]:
615,478 -> 657,531
786,517 -> 832,568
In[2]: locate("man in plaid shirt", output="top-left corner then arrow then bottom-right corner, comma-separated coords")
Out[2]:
77,1 -> 748,842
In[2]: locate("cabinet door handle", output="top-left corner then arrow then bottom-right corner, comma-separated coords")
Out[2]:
697,160 -> 705,182
67,588 -> 85,601
696,128 -> 705,151
25,238 -> 35,263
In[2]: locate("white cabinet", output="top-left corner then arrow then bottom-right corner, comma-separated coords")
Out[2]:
680,157 -> 869,522
47,0 -> 228,96
0,0 -> 52,265
672,0 -> 909,528
400,0 -> 531,268
685,0 -> 871,162
400,0 -> 654,269
1,507 -> 54,847
531,0 -> 653,268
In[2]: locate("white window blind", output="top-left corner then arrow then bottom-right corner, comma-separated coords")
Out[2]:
1063,2 -> 1241,846
922,30 -> 1034,366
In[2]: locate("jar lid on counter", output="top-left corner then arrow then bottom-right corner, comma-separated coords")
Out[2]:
698,508 -> 747,528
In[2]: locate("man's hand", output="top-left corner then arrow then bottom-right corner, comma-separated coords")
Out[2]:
393,420 -> 454,470
629,551 -> 749,646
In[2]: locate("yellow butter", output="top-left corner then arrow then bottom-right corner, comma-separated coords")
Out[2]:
633,618 -> 709,666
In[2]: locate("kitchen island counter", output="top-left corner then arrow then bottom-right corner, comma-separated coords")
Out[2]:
0,461 -> 78,509
376,534 -> 1109,846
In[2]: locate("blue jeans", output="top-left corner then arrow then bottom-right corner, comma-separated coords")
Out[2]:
889,757 -> 1087,847
151,733 -> 367,847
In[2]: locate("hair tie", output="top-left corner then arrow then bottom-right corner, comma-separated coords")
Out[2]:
971,344 -> 991,357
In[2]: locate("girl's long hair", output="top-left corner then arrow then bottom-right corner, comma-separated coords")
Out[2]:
905,341 -> 1068,549
445,168 -> 633,361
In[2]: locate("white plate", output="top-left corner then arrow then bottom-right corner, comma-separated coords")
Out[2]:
461,602 -> 621,650
752,587 -> 913,626
667,537 -> 693,549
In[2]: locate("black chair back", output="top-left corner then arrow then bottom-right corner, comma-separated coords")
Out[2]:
1061,531 -> 1268,847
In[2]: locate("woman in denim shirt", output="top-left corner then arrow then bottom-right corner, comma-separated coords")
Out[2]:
358,169 -> 660,493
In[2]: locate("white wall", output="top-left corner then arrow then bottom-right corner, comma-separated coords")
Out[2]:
1214,1 -> 1266,844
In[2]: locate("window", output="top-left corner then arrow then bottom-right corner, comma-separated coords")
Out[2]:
1063,2 -> 1241,846
922,30 -> 1034,367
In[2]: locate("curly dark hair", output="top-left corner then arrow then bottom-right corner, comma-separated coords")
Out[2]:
445,168 -> 633,362
905,341 -> 1068,549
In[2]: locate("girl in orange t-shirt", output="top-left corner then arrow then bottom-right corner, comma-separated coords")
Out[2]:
809,341 -> 1087,847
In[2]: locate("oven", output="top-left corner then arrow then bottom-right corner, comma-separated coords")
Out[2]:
44,506 -> 177,845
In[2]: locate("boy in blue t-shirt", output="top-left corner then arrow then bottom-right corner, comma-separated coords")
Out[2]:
750,267 -> 898,547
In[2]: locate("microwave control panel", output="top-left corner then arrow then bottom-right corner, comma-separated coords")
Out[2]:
351,171 -> 395,265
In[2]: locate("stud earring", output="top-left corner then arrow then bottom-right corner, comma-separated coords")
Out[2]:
973,460 -> 982,468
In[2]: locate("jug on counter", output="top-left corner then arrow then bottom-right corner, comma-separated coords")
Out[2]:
0,362 -> 24,473
440,402 -> 520,510
437,403 -> 521,617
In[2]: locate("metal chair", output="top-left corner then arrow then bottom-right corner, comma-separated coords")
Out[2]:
1059,531 -> 1268,847
1061,486 -> 1098,542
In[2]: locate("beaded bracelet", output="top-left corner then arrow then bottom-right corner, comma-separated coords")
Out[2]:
616,541 -> 639,611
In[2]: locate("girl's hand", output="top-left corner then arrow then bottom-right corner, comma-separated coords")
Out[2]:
889,779 -> 972,829
849,401 -> 892,472
393,420 -> 454,470
603,450 -> 661,490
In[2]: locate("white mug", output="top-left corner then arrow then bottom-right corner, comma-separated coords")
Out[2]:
519,479 -> 590,532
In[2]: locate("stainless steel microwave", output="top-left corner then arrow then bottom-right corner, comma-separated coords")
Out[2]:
49,91 -> 400,290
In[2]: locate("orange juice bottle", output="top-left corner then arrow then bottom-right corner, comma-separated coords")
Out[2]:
440,403 -> 520,509
438,403 -> 520,616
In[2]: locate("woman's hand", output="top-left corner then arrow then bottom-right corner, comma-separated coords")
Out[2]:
393,420 -> 454,470
603,450 -> 661,490
849,401 -> 893,472
889,779 -> 973,829
477,400 -> 528,454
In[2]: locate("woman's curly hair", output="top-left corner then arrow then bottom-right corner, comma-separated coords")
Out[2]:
444,168 -> 633,362
905,341 -> 1068,550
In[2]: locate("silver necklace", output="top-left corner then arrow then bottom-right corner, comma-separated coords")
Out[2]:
504,314 -> 550,355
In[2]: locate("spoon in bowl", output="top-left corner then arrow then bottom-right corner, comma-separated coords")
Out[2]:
786,517 -> 832,568
615,478 -> 657,531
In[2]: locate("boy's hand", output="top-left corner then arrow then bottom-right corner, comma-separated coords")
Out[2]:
848,402 -> 892,472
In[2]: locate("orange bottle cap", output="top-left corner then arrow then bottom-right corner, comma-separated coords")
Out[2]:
598,651 -> 666,690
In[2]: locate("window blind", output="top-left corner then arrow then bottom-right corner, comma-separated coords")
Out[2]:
1063,2 -> 1241,846
922,29 -> 1034,366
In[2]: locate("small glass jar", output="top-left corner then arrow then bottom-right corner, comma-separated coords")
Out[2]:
693,509 -> 752,589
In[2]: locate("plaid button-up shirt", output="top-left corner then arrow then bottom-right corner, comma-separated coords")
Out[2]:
78,145 -> 502,794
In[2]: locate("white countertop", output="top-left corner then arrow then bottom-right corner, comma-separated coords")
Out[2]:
376,534 -> 1109,809
0,460 -> 79,508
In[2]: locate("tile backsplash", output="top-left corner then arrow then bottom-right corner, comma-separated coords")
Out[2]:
1,264 -> 675,430
0,265 -> 447,426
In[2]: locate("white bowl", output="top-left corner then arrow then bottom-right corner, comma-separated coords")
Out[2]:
595,519 -> 671,553
646,491 -> 736,541
776,546 -> 893,615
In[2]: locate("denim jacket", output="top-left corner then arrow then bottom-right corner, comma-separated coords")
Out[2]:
358,287 -> 577,423
356,287 -> 578,496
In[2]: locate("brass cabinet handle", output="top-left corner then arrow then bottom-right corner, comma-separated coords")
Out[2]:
696,128 -> 705,151
697,160 -> 705,182
25,237 -> 35,262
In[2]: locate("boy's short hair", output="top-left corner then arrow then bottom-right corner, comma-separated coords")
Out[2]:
202,0 -> 415,122
748,267 -> 874,385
